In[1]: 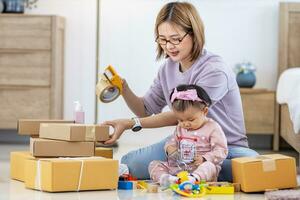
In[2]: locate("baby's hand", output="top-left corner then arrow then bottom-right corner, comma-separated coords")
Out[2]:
166,145 -> 179,164
166,145 -> 177,155
193,156 -> 204,165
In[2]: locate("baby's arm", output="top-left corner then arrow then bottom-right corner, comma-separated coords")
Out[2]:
164,130 -> 179,162
193,155 -> 204,165
202,123 -> 228,165
165,134 -> 177,154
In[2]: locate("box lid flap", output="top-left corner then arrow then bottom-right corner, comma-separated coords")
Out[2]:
232,154 -> 292,163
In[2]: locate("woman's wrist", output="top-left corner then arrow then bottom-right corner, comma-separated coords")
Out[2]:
121,79 -> 129,93
125,118 -> 135,129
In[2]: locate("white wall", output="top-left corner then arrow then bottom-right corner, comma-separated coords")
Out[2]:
26,0 -> 98,123
98,0 -> 300,123
24,0 -> 300,127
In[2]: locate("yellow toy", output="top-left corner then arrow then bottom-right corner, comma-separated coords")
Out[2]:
176,171 -> 190,182
205,182 -> 235,194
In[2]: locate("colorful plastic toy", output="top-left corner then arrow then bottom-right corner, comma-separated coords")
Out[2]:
170,171 -> 235,197
170,171 -> 207,198
118,181 -> 137,190
119,173 -> 137,181
170,182 -> 206,198
118,173 -> 139,190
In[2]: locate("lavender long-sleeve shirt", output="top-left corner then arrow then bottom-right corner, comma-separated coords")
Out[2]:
143,50 -> 248,148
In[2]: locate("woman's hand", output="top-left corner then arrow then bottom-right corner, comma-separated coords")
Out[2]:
101,119 -> 134,145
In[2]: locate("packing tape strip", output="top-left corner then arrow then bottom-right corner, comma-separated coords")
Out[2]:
35,160 -> 42,191
85,126 -> 96,141
262,159 -> 276,172
34,159 -> 49,192
34,157 -> 106,192
255,155 -> 276,172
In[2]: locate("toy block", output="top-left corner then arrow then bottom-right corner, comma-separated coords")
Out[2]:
118,181 -> 137,190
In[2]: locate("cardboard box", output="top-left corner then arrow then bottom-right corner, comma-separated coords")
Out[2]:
30,138 -> 95,157
232,154 -> 297,192
18,119 -> 74,136
39,123 -> 110,142
95,147 -> 113,158
10,151 -> 35,182
24,157 -> 119,192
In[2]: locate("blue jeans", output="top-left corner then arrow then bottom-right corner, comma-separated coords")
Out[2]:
121,136 -> 258,182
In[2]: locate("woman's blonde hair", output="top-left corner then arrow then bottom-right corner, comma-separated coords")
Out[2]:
155,2 -> 205,62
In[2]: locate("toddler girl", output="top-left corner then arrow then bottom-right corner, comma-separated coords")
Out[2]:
148,84 -> 228,187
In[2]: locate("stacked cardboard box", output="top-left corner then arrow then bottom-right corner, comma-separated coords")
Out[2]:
30,138 -> 95,157
39,123 -> 110,142
18,119 -> 75,136
10,119 -> 117,192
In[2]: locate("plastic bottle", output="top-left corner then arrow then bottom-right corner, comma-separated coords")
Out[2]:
74,101 -> 85,124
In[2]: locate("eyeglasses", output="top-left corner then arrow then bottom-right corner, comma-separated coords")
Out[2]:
155,32 -> 190,45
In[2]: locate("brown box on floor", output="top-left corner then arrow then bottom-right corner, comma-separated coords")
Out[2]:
95,147 -> 113,158
30,138 -> 95,157
232,154 -> 297,192
24,157 -> 119,192
18,119 -> 74,136
39,123 -> 109,142
10,151 -> 35,182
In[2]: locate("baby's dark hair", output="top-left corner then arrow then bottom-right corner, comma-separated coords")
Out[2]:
169,84 -> 212,112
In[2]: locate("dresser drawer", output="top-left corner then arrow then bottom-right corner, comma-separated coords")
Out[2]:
0,16 -> 51,50
0,50 -> 51,86
0,15 -> 64,130
0,86 -> 50,129
241,90 -> 275,134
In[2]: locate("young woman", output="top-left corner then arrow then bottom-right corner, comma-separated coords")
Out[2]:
103,2 -> 258,182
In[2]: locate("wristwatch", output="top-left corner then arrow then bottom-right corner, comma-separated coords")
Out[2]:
131,117 -> 142,132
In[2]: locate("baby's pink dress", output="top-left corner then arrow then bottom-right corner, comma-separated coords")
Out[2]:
149,118 -> 228,182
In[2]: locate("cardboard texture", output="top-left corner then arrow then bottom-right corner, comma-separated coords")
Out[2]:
30,138 -> 95,157
39,123 -> 110,142
232,154 -> 297,192
95,147 -> 113,159
18,119 -> 74,136
24,157 -> 119,192
10,151 -> 35,182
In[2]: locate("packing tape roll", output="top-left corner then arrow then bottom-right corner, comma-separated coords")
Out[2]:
96,74 -> 120,103
34,157 -> 106,192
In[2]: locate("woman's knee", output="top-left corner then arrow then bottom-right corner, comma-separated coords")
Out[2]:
120,150 -> 135,165
228,147 -> 259,159
121,137 -> 169,165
